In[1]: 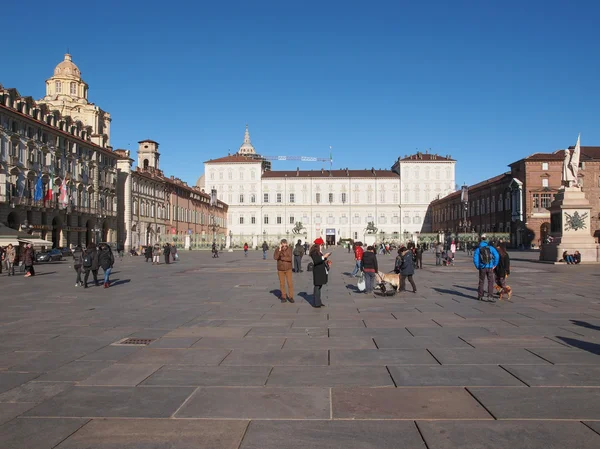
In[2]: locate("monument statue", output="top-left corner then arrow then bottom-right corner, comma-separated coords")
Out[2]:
364,221 -> 378,235
291,222 -> 306,235
562,134 -> 580,187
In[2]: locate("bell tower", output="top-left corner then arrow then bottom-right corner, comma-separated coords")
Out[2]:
137,140 -> 160,171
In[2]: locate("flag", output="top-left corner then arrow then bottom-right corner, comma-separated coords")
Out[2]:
45,174 -> 54,201
34,175 -> 43,201
60,181 -> 68,207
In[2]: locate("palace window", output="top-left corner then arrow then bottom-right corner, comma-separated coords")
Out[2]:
277,216 -> 282,224
55,81 -> 62,93
328,193 -> 334,203
277,193 -> 282,203
263,193 -> 269,203
341,192 -> 347,203
251,215 -> 256,224
316,193 -> 321,203
542,178 -> 549,188
289,216 -> 294,224
289,193 -> 295,203
264,215 -> 269,224
250,194 -> 256,203
542,162 -> 549,170
239,194 -> 244,203
353,213 -> 360,224
327,214 -> 334,224
541,193 -> 553,208
70,82 -> 77,95
239,216 -> 244,224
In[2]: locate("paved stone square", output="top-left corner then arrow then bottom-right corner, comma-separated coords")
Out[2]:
1,248 -> 600,448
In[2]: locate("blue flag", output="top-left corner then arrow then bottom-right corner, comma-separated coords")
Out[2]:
34,175 -> 43,201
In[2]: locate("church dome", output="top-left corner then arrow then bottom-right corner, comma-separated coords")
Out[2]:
238,125 -> 256,155
196,174 -> 205,189
53,54 -> 81,79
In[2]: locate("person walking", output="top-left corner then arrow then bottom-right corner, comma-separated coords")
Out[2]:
243,242 -> 249,257
304,242 -> 309,255
0,246 -> 4,275
72,245 -> 83,287
98,243 -> 115,288
273,239 -> 294,303
435,242 -> 443,266
473,234 -> 500,301
416,245 -> 423,269
361,245 -> 378,294
494,244 -> 512,300
171,245 -> 178,262
450,241 -> 456,259
83,243 -> 100,288
144,245 -> 152,263
261,241 -> 268,260
152,243 -> 161,264
293,239 -> 304,273
163,243 -> 171,264
5,244 -> 16,276
310,237 -> 331,308
397,246 -> 417,293
351,242 -> 364,277
23,243 -> 35,277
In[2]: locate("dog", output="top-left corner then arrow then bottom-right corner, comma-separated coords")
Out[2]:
376,271 -> 400,289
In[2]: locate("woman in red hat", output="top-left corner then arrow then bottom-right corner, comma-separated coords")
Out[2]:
309,238 -> 331,308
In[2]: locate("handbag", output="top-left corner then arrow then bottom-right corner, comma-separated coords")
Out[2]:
357,272 -> 366,292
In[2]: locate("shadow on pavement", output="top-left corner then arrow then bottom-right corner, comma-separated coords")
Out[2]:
31,272 -> 57,277
555,336 -> 600,355
269,289 -> 281,298
298,292 -> 314,306
453,284 -> 478,292
432,287 -> 477,300
110,279 -> 131,287
571,320 -> 600,332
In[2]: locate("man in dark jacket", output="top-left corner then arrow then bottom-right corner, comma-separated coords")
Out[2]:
73,245 -> 83,287
163,243 -> 171,264
473,234 -> 500,301
144,246 -> 152,262
361,246 -> 378,294
273,239 -> 294,303
293,239 -> 304,273
98,244 -> 115,288
415,245 -> 423,269
83,243 -> 100,288
398,246 -> 417,293
261,241 -> 269,260
23,244 -> 35,277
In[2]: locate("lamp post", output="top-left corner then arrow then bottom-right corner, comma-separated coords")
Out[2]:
210,215 -> 220,244
92,226 -> 101,244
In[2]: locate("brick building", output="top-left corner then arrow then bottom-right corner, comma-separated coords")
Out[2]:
431,147 -> 600,247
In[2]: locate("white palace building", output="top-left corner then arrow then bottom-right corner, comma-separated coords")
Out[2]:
198,126 -> 456,247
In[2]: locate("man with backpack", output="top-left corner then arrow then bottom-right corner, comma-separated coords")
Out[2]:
473,234 -> 500,301
83,243 -> 100,288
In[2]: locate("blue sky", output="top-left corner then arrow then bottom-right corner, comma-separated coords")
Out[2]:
2,0 -> 599,187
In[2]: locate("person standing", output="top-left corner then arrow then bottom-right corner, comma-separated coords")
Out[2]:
473,234 -> 500,301
163,243 -> 171,264
361,245 -> 378,294
351,242 -> 364,277
415,245 -> 423,269
273,239 -> 294,303
494,243 -> 512,300
261,241 -> 269,260
171,245 -> 178,262
152,243 -> 161,265
144,245 -> 152,263
5,244 -> 16,276
23,243 -> 35,277
0,245 -> 4,274
304,242 -> 309,255
212,242 -> 219,258
310,238 -> 330,308
293,239 -> 304,273
83,243 -> 99,288
98,243 -> 115,288
435,242 -> 443,266
72,245 -> 83,287
450,240 -> 456,259
243,242 -> 249,257
396,246 -> 417,293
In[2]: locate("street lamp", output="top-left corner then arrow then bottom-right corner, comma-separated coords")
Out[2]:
210,215 -> 220,244
20,220 -> 33,233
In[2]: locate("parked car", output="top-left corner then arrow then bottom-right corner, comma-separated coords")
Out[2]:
36,248 -> 63,262
58,247 -> 73,257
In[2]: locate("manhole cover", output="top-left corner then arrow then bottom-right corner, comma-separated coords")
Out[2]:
113,338 -> 154,346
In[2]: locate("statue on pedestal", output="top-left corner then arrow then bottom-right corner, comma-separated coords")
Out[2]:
562,134 -> 580,187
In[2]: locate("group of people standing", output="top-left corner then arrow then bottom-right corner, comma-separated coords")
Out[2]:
143,243 -> 177,265
0,243 -> 36,277
472,234 -> 512,301
72,243 -> 114,288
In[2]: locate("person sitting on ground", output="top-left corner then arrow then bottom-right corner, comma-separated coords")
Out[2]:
573,250 -> 581,264
562,251 -> 575,264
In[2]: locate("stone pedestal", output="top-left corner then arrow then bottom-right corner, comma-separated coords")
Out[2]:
363,234 -> 376,246
540,187 -> 599,263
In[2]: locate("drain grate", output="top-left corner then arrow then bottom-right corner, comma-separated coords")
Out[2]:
115,338 -> 154,346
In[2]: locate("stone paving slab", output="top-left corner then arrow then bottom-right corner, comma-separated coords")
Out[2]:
332,387 -> 492,419
142,365 -> 272,386
77,345 -> 142,362
190,337 -> 286,350
468,387 -> 600,419
283,336 -> 377,349
267,366 -> 395,387
148,336 -> 201,348
373,335 -> 472,349
0,380 -> 73,403
221,349 -> 328,366
54,419 -> 249,449
25,386 -> 195,418
0,371 -> 41,394
239,420 -> 426,449
418,420 -> 600,449
330,349 -> 439,365
36,360 -> 112,382
118,348 -> 231,365
0,417 -> 89,449
79,363 -> 163,386
176,387 -> 331,419
502,364 -> 600,386
329,327 -> 411,337
0,403 -> 37,426
429,348 -> 552,365
527,347 -> 600,364
388,365 -> 525,386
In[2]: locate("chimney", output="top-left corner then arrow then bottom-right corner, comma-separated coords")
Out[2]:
321,168 -> 324,175
346,168 -> 349,176
296,167 -> 299,176
371,167 -> 375,175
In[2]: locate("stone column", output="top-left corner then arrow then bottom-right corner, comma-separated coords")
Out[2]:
117,157 -> 133,252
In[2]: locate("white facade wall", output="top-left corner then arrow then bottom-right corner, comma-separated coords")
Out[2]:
204,157 -> 456,244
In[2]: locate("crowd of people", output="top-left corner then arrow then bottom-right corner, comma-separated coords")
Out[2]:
142,243 -> 178,265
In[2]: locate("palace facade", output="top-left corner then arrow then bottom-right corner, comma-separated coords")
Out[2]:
0,54 -> 118,248
198,127 -> 456,246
